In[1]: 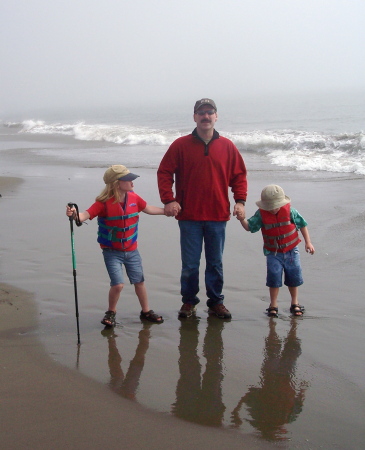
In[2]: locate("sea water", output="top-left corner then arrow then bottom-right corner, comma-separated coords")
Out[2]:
2,89 -> 365,175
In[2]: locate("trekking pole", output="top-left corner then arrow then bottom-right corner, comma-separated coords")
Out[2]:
68,202 -> 82,345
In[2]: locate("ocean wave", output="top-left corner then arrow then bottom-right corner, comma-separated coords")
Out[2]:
228,130 -> 365,175
2,121 -> 23,129
11,120 -> 181,146
5,120 -> 364,175
72,123 -> 181,146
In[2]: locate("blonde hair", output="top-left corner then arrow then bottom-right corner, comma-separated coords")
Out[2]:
95,180 -> 123,203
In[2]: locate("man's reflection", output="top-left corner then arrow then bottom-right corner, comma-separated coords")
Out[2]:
102,323 -> 151,400
231,318 -> 308,441
172,316 -> 226,427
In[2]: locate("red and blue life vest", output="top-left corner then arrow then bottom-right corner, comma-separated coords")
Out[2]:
260,203 -> 301,253
97,194 -> 140,251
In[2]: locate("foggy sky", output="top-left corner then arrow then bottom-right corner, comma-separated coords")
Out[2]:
1,0 -> 364,115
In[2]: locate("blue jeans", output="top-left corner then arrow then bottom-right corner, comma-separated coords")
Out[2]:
179,220 -> 226,307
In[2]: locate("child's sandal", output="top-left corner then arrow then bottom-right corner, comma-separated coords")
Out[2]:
140,310 -> 164,324
101,310 -> 116,327
266,306 -> 278,317
290,304 -> 305,316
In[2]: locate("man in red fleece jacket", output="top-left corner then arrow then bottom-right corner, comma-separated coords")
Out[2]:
157,98 -> 248,319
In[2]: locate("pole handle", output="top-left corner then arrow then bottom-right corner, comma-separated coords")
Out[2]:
68,202 -> 82,227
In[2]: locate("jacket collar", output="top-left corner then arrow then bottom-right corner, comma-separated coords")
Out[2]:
192,128 -> 220,142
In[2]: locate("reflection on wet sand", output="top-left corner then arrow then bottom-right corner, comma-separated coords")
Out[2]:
102,323 -> 152,400
231,318 -> 308,441
171,316 -> 226,427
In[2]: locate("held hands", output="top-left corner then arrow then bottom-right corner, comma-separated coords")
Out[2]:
233,203 -> 245,220
164,201 -> 181,217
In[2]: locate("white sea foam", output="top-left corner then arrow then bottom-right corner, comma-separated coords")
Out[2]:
4,119 -> 364,175
73,123 -> 181,146
13,120 -> 181,146
228,130 -> 365,175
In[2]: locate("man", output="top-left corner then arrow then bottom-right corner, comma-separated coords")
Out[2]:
157,98 -> 247,319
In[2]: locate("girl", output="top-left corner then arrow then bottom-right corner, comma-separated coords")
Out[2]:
66,165 -> 165,327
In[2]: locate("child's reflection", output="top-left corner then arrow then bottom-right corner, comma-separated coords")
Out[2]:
172,316 -> 226,427
231,318 -> 308,441
102,323 -> 151,400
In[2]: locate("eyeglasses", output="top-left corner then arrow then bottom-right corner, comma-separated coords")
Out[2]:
195,109 -> 216,116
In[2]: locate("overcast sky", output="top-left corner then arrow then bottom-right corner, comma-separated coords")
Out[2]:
1,0 -> 364,115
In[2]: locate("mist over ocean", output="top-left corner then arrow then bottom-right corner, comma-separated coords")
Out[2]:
2,90 -> 364,176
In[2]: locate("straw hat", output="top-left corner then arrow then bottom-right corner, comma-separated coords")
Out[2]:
256,185 -> 290,211
103,165 -> 139,184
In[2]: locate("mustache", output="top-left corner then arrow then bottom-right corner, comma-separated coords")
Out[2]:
201,119 -> 211,123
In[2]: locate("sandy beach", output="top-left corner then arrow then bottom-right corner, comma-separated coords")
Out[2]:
1,131 -> 364,449
1,283 -> 271,450
0,175 -> 270,450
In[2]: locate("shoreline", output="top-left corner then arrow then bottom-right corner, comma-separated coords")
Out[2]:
0,281 -> 269,449
0,175 -> 269,449
1,155 -> 364,448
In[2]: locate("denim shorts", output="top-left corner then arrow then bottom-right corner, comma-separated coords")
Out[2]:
266,247 -> 303,288
102,248 -> 144,286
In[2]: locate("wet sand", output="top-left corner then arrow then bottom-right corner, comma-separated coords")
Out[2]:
1,282 -> 272,449
1,134 -> 365,449
0,176 -> 269,449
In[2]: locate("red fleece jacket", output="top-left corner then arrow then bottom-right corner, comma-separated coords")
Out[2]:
157,129 -> 247,221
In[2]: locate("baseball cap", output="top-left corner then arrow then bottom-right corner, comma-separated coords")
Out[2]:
194,98 -> 217,113
103,165 -> 140,184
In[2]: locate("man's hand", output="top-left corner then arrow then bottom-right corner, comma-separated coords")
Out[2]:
164,201 -> 181,217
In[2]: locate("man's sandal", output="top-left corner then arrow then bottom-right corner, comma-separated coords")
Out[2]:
140,310 -> 164,324
290,304 -> 305,316
266,306 -> 278,317
101,310 -> 116,327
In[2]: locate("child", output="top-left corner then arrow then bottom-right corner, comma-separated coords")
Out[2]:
238,185 -> 315,317
66,165 -> 165,327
